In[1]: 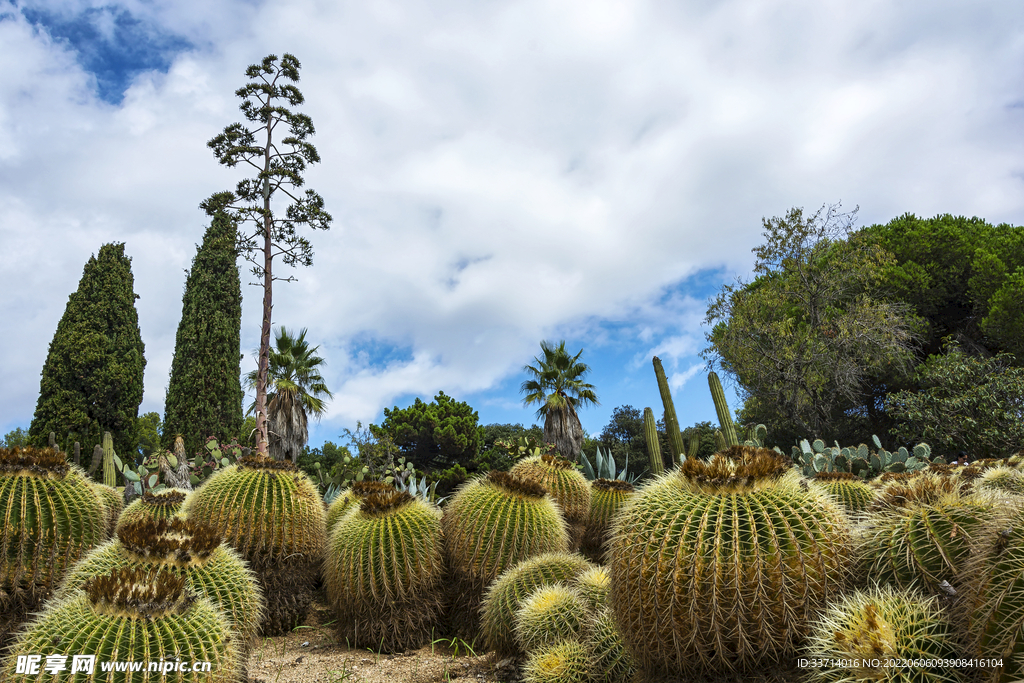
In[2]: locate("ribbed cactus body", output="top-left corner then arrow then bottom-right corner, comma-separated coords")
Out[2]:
858,476 -> 1000,596
53,517 -> 264,647
572,565 -> 610,613
805,585 -> 963,683
480,551 -> 593,657
976,466 -> 1024,496
324,490 -> 444,652
708,370 -> 739,447
652,356 -> 686,462
581,479 -> 634,564
514,583 -> 590,653
812,472 -> 875,514
522,639 -> 590,683
182,456 -> 325,636
325,481 -> 395,536
115,488 -> 188,533
441,471 -> 569,640
642,407 -> 665,474
610,446 -> 851,679
91,482 -> 123,537
511,455 -> 591,547
5,567 -> 239,682
0,448 -> 106,643
588,607 -> 634,683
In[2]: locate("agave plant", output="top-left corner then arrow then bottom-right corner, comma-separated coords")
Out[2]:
579,445 -> 643,483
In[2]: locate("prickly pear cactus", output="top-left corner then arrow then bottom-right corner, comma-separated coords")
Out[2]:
115,487 -> 188,534
441,470 -> 569,641
581,479 -> 634,564
511,454 -> 592,549
4,567 -> 240,682
480,551 -> 594,657
804,585 -> 964,683
857,475 -> 1004,597
324,489 -> 444,652
182,454 -> 326,636
610,445 -> 851,680
53,516 -> 265,648
0,447 -> 106,645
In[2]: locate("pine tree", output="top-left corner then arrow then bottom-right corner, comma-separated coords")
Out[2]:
162,200 -> 244,454
29,243 -> 146,457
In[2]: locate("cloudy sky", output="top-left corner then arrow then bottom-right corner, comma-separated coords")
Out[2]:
2,1 -> 1022,452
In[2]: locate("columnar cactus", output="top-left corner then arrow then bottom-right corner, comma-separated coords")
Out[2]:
857,475 -> 1003,597
610,445 -> 852,679
4,567 -> 240,682
480,551 -> 594,657
182,454 -> 326,635
511,454 -> 590,550
0,447 -> 106,644
708,370 -> 739,447
54,517 -> 265,648
642,407 -> 665,476
652,357 -> 686,462
324,489 -> 444,652
441,470 -> 569,641
804,585 -> 964,683
115,487 -> 189,534
581,479 -> 634,564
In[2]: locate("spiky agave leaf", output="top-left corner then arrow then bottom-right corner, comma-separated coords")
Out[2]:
53,517 -> 265,647
610,446 -> 851,679
441,470 -> 569,641
182,455 -> 325,636
4,567 -> 240,682
805,584 -> 965,683
325,489 -> 444,652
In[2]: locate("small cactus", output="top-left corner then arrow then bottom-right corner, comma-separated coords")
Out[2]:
514,583 -> 590,652
571,565 -> 610,613
581,479 -> 634,564
812,471 -> 876,514
587,607 -> 635,683
522,639 -> 590,683
115,487 -> 189,534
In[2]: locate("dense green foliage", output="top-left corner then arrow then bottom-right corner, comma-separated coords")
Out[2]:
0,428 -> 27,449
162,203 -> 243,455
886,338 -> 1024,459
371,391 -> 484,470
136,412 -> 162,458
29,243 -> 146,456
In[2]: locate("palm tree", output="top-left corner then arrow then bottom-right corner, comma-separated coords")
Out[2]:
245,326 -> 333,462
520,340 -> 600,462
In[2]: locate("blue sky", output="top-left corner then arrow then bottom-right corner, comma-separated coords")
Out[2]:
1,1 -> 1022,451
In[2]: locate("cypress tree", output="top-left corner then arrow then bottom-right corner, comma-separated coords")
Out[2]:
162,201 -> 243,454
29,243 -> 146,457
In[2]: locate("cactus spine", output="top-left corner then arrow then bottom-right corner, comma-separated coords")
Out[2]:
522,639 -> 591,683
652,357 -> 686,463
708,371 -> 739,447
610,445 -> 851,679
514,583 -> 590,652
642,407 -> 665,475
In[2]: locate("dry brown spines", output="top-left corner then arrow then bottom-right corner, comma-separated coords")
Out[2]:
359,490 -> 415,516
678,445 -> 790,493
814,471 -> 861,482
350,480 -> 395,497
116,517 -> 222,563
871,474 -> 959,512
487,470 -> 549,498
139,488 -> 187,507
84,567 -> 195,619
238,454 -> 297,471
878,471 -> 920,485
592,478 -> 635,493
540,453 -> 575,470
0,446 -> 68,477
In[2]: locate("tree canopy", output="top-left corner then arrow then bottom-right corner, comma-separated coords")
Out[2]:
371,391 -> 484,471
162,200 -> 244,455
29,242 -> 146,456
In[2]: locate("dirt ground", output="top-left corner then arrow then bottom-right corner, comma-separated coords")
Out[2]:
246,595 -> 522,683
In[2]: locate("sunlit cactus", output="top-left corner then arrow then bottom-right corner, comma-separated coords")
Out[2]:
324,489 -> 444,652
4,567 -> 240,682
511,454 -> 591,549
91,481 -> 123,537
522,639 -> 590,683
514,582 -> 590,653
441,470 -> 569,641
581,478 -> 634,564
976,465 -> 1024,497
480,551 -> 594,657
812,471 -> 876,514
572,565 -> 610,613
182,454 -> 325,635
115,487 -> 189,534
324,480 -> 394,536
610,445 -> 851,679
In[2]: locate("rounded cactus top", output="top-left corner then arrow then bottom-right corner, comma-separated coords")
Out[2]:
85,567 -> 196,619
358,490 -> 415,517
116,517 -> 222,564
538,454 -> 575,471
592,478 -> 634,493
350,480 -> 396,497
138,488 -> 188,507
813,471 -> 861,482
0,446 -> 69,478
237,454 -> 298,471
678,445 -> 791,494
486,470 -> 549,498
870,474 -> 966,511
